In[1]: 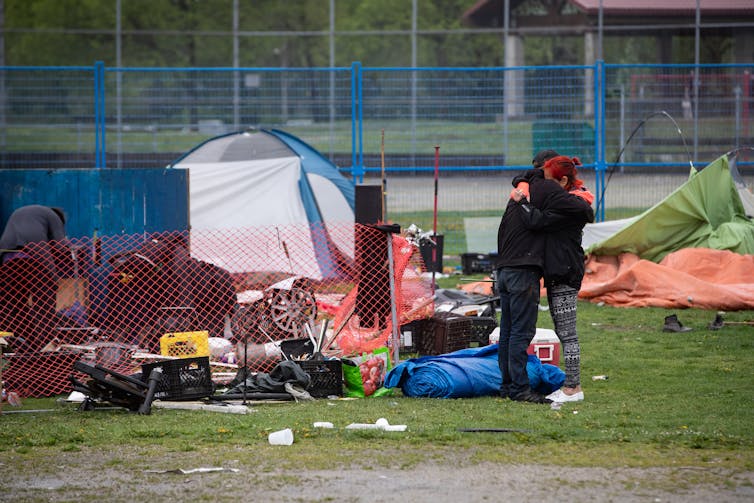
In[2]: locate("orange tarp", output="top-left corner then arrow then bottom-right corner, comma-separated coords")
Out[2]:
580,248 -> 754,310
459,248 -> 754,310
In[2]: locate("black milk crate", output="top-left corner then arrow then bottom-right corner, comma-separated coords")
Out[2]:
461,253 -> 493,275
469,316 -> 498,346
296,359 -> 343,398
419,312 -> 473,355
280,338 -> 314,360
399,319 -> 426,353
141,356 -> 214,401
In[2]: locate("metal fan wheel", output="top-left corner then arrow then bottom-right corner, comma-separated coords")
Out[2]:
266,287 -> 317,337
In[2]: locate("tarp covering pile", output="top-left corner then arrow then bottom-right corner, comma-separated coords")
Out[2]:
579,248 -> 754,309
580,154 -> 754,309
586,155 -> 754,262
384,345 -> 564,399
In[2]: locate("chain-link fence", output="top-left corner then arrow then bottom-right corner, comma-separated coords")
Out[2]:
0,223 -> 433,398
1,62 -> 752,255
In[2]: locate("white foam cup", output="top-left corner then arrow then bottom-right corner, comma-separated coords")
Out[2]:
268,428 -> 294,446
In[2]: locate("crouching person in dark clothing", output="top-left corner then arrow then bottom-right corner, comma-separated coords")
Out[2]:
0,205 -> 68,351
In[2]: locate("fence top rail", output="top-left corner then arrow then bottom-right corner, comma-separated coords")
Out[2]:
1,63 -> 601,73
3,62 -> 753,73
361,64 -> 594,72
106,66 -> 353,73
0,65 -> 94,71
605,62 -> 754,70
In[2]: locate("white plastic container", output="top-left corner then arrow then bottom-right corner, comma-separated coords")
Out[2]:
268,428 -> 294,446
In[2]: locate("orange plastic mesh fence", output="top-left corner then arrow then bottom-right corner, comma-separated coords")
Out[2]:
0,223 -> 433,397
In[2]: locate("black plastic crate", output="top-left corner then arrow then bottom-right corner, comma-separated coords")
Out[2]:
419,312 -> 472,355
279,338 -> 314,360
461,253 -> 493,275
468,316 -> 498,346
141,356 -> 214,401
296,359 -> 343,398
399,319 -> 426,353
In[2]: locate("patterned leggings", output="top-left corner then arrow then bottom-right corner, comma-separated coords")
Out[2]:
547,284 -> 581,388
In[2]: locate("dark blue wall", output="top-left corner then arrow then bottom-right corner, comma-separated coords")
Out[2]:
0,168 -> 188,239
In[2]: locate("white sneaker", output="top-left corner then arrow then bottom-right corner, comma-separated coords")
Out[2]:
546,389 -> 584,403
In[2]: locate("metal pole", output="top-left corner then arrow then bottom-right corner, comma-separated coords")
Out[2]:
693,0 -> 700,162
598,0 -> 603,61
734,86 -> 742,147
503,0 -> 509,159
329,0 -> 336,158
233,0 -> 240,130
116,0 -> 122,168
432,145 -> 439,294
411,0 -> 417,168
0,0 -> 6,160
619,85 -> 625,171
386,232 -> 400,366
381,128 -> 386,222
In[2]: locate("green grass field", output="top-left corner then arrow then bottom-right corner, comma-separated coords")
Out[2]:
2,302 -> 753,473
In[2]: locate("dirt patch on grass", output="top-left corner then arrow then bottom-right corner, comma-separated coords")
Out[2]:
2,447 -> 753,502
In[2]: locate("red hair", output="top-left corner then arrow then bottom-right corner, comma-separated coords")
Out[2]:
543,155 -> 584,191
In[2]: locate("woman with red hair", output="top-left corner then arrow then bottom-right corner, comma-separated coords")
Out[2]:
511,154 -> 594,403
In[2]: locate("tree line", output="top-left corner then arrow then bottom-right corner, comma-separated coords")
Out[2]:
2,0 -> 729,68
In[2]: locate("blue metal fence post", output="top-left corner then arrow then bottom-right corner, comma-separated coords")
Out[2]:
595,60 -> 606,221
94,61 -> 106,169
351,61 -> 364,183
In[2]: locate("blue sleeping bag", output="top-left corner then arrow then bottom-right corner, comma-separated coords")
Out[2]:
384,344 -> 565,399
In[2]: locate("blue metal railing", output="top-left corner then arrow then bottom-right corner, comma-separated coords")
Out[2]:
1,61 -> 752,224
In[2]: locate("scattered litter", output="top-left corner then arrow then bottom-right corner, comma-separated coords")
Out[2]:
268,428 -> 294,445
573,410 -> 579,414
313,421 -> 334,428
65,391 -> 87,403
2,390 -> 22,407
345,417 -> 407,432
153,402 -> 251,414
592,375 -> 609,381
146,467 -> 240,475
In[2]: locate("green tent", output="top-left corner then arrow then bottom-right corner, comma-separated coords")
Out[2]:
587,154 -> 754,263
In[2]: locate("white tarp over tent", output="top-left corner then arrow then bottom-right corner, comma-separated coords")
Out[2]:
169,129 -> 355,280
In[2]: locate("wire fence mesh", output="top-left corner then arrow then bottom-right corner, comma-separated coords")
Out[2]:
1,62 -> 752,255
0,223 -> 433,398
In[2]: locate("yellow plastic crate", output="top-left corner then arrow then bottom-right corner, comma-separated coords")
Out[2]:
160,331 -> 210,358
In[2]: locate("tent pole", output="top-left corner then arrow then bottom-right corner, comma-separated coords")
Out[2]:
432,145 -> 440,294
381,128 -> 386,222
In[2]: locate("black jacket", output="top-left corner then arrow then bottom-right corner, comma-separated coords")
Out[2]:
494,197 -> 546,272
494,170 -> 578,272
515,169 -> 595,289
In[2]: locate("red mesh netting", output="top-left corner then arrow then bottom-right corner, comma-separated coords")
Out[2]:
334,227 -> 434,355
0,223 -> 433,397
